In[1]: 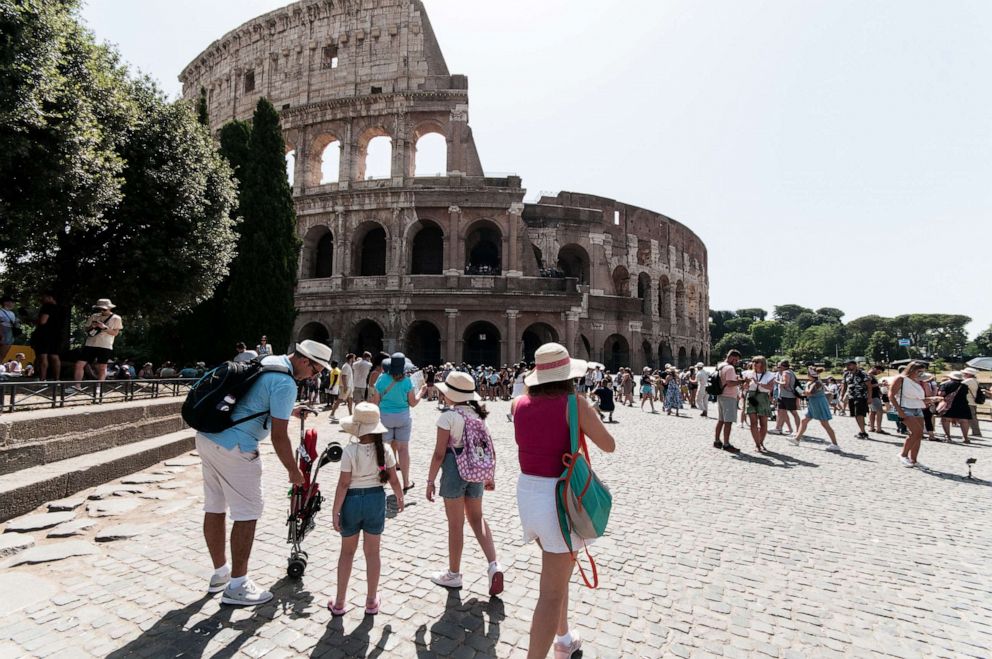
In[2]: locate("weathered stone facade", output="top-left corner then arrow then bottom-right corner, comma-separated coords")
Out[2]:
180,0 -> 709,369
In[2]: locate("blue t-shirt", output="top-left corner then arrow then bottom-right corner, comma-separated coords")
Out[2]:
375,373 -> 413,414
201,355 -> 297,452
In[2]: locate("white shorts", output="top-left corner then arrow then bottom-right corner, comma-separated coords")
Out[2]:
196,434 -> 264,522
517,473 -> 593,554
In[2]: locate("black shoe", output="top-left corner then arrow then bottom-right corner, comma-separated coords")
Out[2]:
722,443 -> 740,453
713,439 -> 723,449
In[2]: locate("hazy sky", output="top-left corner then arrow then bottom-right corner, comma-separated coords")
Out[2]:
80,0 -> 992,337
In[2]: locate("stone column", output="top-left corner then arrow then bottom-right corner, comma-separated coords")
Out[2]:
566,310 -> 581,355
445,309 -> 458,363
506,203 -> 524,277
506,310 -> 519,365
445,206 -> 461,275
389,207 -> 403,288
630,321 -> 643,369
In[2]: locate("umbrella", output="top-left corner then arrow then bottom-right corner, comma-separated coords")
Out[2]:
889,358 -> 929,368
966,357 -> 992,371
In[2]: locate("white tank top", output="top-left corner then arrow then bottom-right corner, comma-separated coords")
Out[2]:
898,377 -> 925,409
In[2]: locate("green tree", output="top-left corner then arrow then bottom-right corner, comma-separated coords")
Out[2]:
735,308 -> 766,322
723,316 -> 753,335
196,86 -> 209,126
713,332 -> 756,358
749,320 -> 785,356
846,315 -> 891,336
866,330 -> 898,363
843,332 -> 869,358
815,307 -> 845,322
773,304 -> 813,323
975,326 -> 992,356
709,309 -> 735,346
224,98 -> 300,353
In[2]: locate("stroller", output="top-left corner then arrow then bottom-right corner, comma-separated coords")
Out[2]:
286,407 -> 342,578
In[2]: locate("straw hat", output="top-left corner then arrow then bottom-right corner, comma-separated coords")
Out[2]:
94,298 -> 116,310
962,367 -> 979,377
294,339 -> 333,370
523,342 -> 587,387
947,371 -> 964,381
436,371 -> 481,403
340,402 -> 388,437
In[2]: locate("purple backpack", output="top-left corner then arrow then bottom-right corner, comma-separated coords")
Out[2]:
450,408 -> 496,483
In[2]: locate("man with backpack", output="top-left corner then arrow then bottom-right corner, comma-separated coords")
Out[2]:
962,368 -> 984,438
194,339 -> 332,606
710,349 -> 742,452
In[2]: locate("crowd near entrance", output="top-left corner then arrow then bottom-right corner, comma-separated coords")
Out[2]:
463,322 -> 500,366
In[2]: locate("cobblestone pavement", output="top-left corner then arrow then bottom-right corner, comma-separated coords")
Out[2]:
1,400 -> 990,658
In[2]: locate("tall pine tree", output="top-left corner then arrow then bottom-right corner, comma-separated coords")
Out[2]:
224,99 -> 300,353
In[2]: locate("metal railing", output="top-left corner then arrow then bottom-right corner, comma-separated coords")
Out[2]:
0,378 -> 197,413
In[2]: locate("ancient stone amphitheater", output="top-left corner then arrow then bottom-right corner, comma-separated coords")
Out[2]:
180,0 -> 710,370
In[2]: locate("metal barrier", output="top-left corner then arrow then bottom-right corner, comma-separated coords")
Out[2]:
0,378 -> 197,413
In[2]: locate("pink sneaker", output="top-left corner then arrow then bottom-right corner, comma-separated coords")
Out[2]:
553,632 -> 582,659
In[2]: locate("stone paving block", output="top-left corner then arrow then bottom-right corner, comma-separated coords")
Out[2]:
3,511 -> 75,532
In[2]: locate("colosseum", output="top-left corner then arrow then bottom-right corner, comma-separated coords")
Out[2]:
180,0 -> 710,371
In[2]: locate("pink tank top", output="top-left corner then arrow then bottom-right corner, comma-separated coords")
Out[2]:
513,394 -> 570,477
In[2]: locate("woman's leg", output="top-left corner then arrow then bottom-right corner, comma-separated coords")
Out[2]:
903,417 -> 924,460
395,442 -> 412,489
527,551 -> 575,659
464,496 -> 497,564
362,532 -> 381,606
819,420 -> 838,445
757,415 -> 768,447
796,417 -> 810,439
748,413 -> 761,447
443,497 -> 466,573
960,420 -> 970,443
335,533 -> 360,606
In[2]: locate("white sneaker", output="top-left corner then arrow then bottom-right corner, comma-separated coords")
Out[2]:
554,631 -> 582,659
430,570 -> 463,589
487,562 -> 504,596
208,570 -> 231,593
768,429 -> 782,435
790,435 -> 801,446
900,456 -> 914,467
221,578 -> 273,606
825,443 -> 841,452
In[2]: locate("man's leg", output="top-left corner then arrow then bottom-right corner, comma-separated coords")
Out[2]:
969,406 -> 982,437
95,363 -> 108,381
203,512 -> 227,569
73,360 -> 86,382
230,520 -> 257,579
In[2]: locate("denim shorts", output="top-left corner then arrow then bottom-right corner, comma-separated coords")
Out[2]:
339,487 -> 386,537
380,411 -> 412,442
439,450 -> 484,499
902,407 -> 924,418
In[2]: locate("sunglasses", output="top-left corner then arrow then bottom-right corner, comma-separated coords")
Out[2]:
306,358 -> 323,375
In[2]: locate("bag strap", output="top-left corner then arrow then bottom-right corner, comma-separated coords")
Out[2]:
381,378 -> 399,400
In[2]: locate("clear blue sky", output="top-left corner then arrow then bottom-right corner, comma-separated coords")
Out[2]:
80,0 -> 992,338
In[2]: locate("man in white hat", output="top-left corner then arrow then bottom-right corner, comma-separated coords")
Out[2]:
197,338 -> 332,606
72,298 -> 123,383
962,367 -> 983,438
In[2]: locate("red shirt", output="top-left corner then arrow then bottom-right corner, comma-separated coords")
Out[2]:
513,394 -> 570,477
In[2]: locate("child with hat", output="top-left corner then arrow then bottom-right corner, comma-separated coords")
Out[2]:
328,402 -> 405,616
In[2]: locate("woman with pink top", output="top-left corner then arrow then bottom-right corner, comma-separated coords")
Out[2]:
511,343 -> 616,659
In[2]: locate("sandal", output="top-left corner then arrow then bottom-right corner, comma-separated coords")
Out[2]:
328,601 -> 348,616
403,481 -> 416,493
365,596 -> 381,615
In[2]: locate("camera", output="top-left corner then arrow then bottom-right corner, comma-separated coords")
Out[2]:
321,441 -> 343,465
86,327 -> 102,337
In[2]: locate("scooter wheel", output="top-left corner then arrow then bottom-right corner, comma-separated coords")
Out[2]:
287,557 -> 307,579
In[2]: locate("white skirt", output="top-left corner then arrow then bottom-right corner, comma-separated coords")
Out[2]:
517,473 -> 593,554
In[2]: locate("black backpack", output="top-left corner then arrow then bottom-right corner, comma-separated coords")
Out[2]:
975,386 -> 987,405
181,359 -> 294,433
705,366 -> 725,397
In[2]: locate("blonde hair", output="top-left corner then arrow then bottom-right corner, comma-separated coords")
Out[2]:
752,355 -> 768,372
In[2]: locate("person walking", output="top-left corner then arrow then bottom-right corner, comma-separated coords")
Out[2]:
713,350 -> 742,452
743,356 -> 775,452
962,368 -> 984,438
72,299 -> 123,383
328,403 -> 404,616
662,367 -> 683,416
791,367 -> 840,451
510,343 -> 615,659
198,339 -> 331,605
939,371 -> 972,444
351,352 -> 373,403
371,352 -> 428,493
771,360 -> 800,435
841,359 -> 871,439
867,366 -> 886,434
694,363 -> 710,417
639,369 -> 656,413
425,371 -> 503,596
890,361 -> 929,467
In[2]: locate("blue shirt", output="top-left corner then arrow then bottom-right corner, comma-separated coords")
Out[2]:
375,373 -> 413,414
201,355 -> 297,452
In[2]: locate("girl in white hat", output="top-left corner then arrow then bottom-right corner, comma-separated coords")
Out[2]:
328,402 -> 405,616
425,371 -> 504,596
510,343 -> 616,659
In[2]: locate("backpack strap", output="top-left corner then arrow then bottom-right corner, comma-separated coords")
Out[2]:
228,364 -> 295,428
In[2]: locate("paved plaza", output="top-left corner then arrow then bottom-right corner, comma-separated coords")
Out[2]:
1,400 -> 990,658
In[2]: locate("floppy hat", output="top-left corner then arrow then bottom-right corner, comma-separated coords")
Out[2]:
340,402 -> 388,436
962,367 -> 979,377
94,298 -> 116,309
947,371 -> 964,381
523,342 -> 587,387
294,339 -> 333,370
436,371 -> 482,403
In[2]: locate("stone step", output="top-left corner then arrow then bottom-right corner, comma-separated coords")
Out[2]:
0,429 -> 195,522
0,398 -> 185,475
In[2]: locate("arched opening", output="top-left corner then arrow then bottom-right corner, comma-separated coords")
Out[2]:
642,340 -> 654,369
285,150 -> 296,185
353,223 -> 387,276
350,320 -> 384,356
364,135 -> 392,179
658,342 -> 674,367
612,266 -> 630,297
579,334 -> 593,361
604,334 -> 630,372
301,226 -> 333,279
414,132 -> 447,177
405,321 -> 442,367
410,221 -> 444,275
557,244 -> 590,285
320,140 -> 341,183
678,347 -> 688,369
658,276 -> 671,320
637,272 -> 651,315
675,281 -> 686,324
463,321 -> 501,367
690,348 -> 698,366
465,221 -> 502,275
297,321 -> 329,344
521,323 -> 559,363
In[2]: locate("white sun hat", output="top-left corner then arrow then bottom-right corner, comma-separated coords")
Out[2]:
523,342 -> 588,387
340,402 -> 389,437
436,371 -> 482,403
294,339 -> 333,370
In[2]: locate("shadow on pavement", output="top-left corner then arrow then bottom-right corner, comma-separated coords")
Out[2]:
755,450 -> 819,469
413,589 -> 505,657
313,615 -> 393,658
917,464 -> 990,486
107,577 -> 312,658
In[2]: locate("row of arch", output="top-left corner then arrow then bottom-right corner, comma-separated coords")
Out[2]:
615,267 -> 707,327
298,319 -> 707,372
285,127 -> 448,186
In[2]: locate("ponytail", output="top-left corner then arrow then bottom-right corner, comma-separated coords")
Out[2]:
373,433 -> 388,483
463,399 -> 489,420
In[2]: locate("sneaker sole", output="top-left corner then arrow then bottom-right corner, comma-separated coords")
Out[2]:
221,593 -> 274,606
489,571 -> 504,596
207,582 -> 230,594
